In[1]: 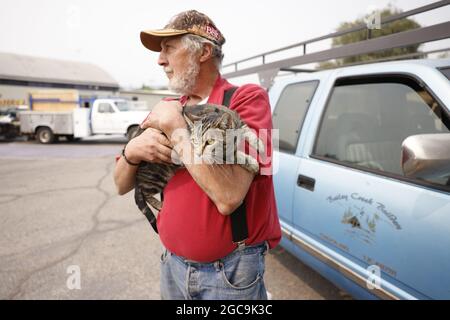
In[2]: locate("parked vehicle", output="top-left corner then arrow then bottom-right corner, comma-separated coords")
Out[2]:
270,58 -> 450,299
20,98 -> 148,143
0,106 -> 28,139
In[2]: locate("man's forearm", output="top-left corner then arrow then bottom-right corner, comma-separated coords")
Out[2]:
114,156 -> 138,195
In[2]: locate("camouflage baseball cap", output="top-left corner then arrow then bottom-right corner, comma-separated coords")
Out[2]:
140,10 -> 225,52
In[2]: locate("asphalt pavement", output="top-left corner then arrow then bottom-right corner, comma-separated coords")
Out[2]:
0,136 -> 350,299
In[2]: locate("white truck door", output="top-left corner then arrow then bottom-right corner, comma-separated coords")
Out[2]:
91,102 -> 116,134
109,101 -> 127,132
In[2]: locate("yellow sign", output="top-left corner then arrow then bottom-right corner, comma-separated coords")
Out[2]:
0,99 -> 26,107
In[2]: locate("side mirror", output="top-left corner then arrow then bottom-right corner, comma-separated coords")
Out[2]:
401,133 -> 450,179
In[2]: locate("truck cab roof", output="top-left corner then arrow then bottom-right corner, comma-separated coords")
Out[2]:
276,58 -> 450,84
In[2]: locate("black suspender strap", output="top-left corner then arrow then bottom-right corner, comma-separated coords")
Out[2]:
230,202 -> 248,244
222,87 -> 249,245
146,87 -> 249,245
222,87 -> 237,108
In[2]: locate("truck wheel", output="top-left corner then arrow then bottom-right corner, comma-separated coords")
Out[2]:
127,126 -> 140,141
36,127 -> 55,144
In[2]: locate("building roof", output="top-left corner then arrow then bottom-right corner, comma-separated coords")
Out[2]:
0,52 -> 118,89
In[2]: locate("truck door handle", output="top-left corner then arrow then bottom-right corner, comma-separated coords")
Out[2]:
297,174 -> 315,191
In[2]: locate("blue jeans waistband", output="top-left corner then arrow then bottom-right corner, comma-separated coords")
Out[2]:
168,241 -> 268,269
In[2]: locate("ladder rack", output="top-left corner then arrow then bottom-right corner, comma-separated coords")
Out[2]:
222,0 -> 450,88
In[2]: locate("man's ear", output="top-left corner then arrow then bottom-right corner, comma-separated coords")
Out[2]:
199,43 -> 213,63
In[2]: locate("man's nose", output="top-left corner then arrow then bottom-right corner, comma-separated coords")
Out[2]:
158,51 -> 167,66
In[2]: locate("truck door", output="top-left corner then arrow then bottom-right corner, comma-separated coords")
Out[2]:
272,80 -> 319,227
292,74 -> 450,299
91,102 -> 116,133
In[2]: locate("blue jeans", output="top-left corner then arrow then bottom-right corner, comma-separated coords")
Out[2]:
160,242 -> 269,300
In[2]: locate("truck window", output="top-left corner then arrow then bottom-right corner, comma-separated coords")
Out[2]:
313,75 -> 450,187
98,103 -> 114,113
115,101 -> 132,111
272,81 -> 318,153
438,66 -> 450,81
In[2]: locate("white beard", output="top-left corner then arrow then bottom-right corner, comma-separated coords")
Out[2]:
166,55 -> 200,96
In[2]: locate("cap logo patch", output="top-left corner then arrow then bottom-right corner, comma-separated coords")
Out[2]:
205,25 -> 220,41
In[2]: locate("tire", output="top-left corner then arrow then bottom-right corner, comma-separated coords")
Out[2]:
36,127 -> 55,144
127,125 -> 140,141
4,125 -> 18,140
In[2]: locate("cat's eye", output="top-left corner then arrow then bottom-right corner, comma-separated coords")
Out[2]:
206,139 -> 214,145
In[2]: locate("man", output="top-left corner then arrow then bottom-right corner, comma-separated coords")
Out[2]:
114,10 -> 281,300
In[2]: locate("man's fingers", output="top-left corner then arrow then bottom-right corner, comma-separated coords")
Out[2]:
135,127 -> 175,164
158,153 -> 173,164
141,143 -> 172,164
157,133 -> 172,146
158,144 -> 173,159
142,127 -> 170,146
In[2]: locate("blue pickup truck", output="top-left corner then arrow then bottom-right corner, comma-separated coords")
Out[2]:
270,58 -> 450,300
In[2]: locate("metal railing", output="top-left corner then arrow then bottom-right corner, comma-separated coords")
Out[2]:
222,0 -> 450,87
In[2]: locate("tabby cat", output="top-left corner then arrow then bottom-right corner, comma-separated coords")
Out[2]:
133,103 -> 263,233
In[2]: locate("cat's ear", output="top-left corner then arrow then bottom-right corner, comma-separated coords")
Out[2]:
219,112 -> 234,129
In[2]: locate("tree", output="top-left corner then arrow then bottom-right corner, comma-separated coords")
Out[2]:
141,84 -> 168,90
317,5 -> 423,69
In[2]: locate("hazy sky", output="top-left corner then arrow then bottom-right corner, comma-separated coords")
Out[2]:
1,0 -> 449,88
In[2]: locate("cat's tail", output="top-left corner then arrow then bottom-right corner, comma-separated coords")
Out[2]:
134,186 -> 158,233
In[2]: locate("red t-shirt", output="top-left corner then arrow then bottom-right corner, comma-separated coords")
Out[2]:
157,76 -> 281,262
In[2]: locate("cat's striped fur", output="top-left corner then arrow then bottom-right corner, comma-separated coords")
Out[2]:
133,103 -> 263,232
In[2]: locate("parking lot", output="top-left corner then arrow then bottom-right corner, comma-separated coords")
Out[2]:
0,136 -> 349,299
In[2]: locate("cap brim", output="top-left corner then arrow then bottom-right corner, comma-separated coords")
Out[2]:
140,29 -> 188,52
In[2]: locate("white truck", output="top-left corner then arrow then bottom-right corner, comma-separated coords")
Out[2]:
20,98 -> 149,143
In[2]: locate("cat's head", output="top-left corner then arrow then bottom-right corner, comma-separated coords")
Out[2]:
183,104 -> 263,165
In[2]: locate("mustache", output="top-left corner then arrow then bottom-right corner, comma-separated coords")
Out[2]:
164,67 -> 173,73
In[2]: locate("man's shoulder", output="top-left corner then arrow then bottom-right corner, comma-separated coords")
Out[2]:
234,83 -> 266,94
231,83 -> 269,105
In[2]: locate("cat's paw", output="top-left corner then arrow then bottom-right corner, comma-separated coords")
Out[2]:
237,151 -> 260,174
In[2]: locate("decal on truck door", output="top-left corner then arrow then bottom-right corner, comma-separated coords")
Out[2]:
326,193 -> 402,245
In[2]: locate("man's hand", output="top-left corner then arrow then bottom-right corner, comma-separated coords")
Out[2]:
125,128 -> 173,164
114,128 -> 173,195
141,100 -> 187,139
